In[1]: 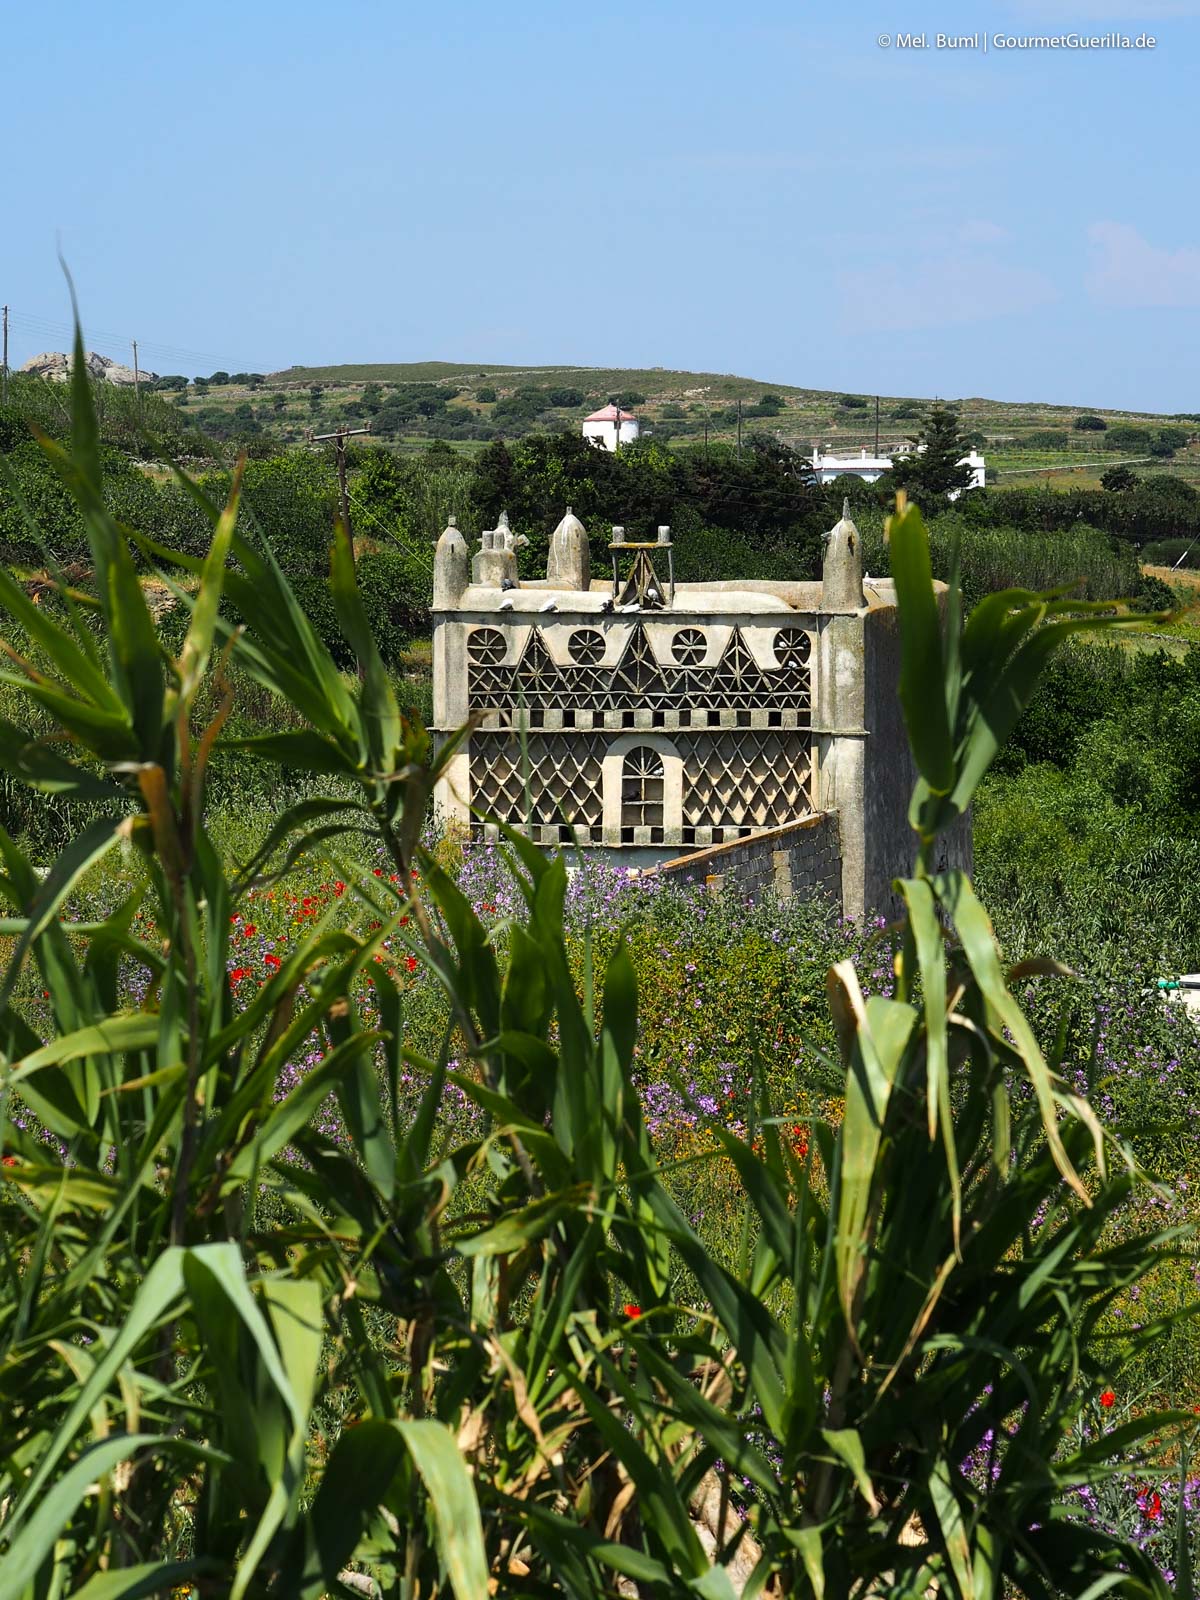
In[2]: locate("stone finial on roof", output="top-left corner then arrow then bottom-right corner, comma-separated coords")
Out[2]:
822,498 -> 863,612
547,505 -> 590,591
433,513 -> 469,609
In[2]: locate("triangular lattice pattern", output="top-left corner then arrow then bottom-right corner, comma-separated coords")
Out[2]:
467,624 -> 810,716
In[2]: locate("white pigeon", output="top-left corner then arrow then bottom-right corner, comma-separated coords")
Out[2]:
538,599 -> 558,613
618,602 -> 640,614
498,598 -> 515,611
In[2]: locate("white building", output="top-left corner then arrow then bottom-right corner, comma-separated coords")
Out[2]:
583,403 -> 640,452
811,444 -> 986,494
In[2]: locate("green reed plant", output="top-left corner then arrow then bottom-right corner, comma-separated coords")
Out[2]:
0,336 -> 1193,1598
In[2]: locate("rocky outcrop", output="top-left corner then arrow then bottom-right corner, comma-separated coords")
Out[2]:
19,350 -> 159,385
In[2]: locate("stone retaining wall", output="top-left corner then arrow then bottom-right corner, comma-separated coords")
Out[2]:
649,811 -> 842,904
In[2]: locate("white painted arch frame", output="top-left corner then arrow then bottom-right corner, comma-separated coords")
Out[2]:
601,732 -> 684,847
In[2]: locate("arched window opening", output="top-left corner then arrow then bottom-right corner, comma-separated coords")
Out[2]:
620,746 -> 665,843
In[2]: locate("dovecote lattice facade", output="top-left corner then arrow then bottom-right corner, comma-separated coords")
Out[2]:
432,504 -> 970,917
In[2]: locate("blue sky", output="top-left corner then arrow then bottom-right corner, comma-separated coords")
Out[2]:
4,0 -> 1198,411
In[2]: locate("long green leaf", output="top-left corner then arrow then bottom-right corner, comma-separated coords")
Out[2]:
394,1419 -> 490,1599
888,500 -> 954,794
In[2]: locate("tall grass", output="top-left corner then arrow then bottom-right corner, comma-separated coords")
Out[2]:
860,511 -> 1140,605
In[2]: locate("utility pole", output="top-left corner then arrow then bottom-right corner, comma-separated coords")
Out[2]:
736,397 -> 743,458
132,339 -> 141,413
703,402 -> 709,459
1,306 -> 8,406
314,426 -> 370,564
874,395 -> 880,457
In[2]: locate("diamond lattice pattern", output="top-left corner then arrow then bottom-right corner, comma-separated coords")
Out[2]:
680,732 -> 812,829
470,733 -> 605,831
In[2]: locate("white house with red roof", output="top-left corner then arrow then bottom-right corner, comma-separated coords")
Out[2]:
583,402 -> 640,452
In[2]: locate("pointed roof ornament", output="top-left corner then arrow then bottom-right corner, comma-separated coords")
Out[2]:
822,498 -> 863,612
434,513 -> 469,609
547,504 -> 590,590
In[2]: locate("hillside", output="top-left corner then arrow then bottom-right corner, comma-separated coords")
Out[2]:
26,353 -> 1192,490
249,362 -> 1200,488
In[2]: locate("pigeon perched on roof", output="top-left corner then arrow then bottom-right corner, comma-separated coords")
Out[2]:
498,598 -> 515,611
538,599 -> 558,613
500,577 -> 517,592
600,598 -> 615,614
618,601 -> 640,614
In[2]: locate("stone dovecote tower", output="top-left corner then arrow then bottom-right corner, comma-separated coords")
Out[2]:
431,503 -> 969,919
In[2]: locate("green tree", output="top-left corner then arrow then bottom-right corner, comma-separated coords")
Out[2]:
1074,413 -> 1108,431
1101,464 -> 1141,491
890,402 -> 977,503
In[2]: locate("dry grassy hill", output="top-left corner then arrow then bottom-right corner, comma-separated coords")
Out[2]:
173,362 -> 1200,489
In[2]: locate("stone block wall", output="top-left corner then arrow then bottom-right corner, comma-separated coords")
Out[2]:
650,811 -> 842,904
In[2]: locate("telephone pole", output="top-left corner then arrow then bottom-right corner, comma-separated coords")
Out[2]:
313,426 -> 370,562
132,339 -> 141,413
874,394 -> 880,457
1,306 -> 8,405
736,397 -> 743,458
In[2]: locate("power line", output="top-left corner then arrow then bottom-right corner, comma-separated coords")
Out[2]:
2,306 -> 267,373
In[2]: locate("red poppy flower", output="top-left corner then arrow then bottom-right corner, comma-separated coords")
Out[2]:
335,880 -> 345,896
242,924 -> 257,938
624,1303 -> 641,1318
405,955 -> 418,973
1099,1389 -> 1115,1408
264,953 -> 281,971
229,967 -> 250,983
373,868 -> 383,877
1146,1491 -> 1163,1521
2,1155 -> 17,1167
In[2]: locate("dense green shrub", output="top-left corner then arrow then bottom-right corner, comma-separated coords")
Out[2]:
962,480 -> 1200,545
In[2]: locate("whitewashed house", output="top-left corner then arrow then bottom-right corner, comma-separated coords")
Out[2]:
811,444 -> 986,494
583,403 -> 640,452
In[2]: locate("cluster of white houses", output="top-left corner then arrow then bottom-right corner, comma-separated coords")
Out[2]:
578,406 -> 986,490
810,444 -> 987,491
